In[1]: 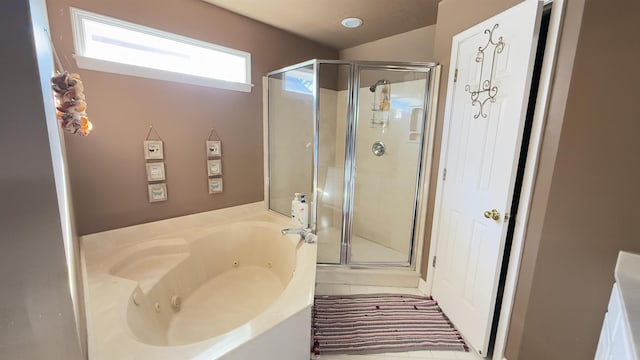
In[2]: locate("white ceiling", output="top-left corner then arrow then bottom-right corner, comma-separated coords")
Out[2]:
202,0 -> 439,49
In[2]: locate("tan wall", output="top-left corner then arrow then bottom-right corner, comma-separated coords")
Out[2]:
340,25 -> 436,62
47,0 -> 338,235
0,0 -> 84,358
504,0 -> 585,357
507,1 -> 640,359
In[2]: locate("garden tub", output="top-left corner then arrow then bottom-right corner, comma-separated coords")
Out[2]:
81,203 -> 316,359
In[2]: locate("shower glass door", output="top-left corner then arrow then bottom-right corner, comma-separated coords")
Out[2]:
315,62 -> 350,264
267,63 -> 314,216
347,67 -> 429,265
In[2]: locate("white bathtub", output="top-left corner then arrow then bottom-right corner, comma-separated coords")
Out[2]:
81,203 -> 317,359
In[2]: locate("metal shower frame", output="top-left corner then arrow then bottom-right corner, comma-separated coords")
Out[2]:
266,59 -> 440,269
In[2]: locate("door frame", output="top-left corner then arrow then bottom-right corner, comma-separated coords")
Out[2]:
423,0 -> 565,359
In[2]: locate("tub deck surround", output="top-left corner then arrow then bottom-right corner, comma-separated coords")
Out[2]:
81,202 -> 317,360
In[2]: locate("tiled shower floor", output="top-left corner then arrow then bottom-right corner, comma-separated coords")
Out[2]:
313,284 -> 483,360
316,227 -> 407,263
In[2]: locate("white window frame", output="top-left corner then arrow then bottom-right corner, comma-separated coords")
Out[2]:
70,7 -> 252,92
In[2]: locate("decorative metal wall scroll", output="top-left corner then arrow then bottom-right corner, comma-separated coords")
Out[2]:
465,24 -> 505,119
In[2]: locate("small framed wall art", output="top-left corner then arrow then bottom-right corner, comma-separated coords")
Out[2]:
206,128 -> 223,195
207,159 -> 222,176
206,140 -> 221,157
144,140 -> 164,160
144,125 -> 168,203
145,162 -> 166,182
148,183 -> 168,202
208,178 -> 223,194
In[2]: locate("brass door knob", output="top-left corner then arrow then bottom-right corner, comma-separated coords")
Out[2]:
483,209 -> 501,221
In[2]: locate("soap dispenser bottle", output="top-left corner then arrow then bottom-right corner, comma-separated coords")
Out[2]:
291,193 -> 301,221
297,194 -> 309,228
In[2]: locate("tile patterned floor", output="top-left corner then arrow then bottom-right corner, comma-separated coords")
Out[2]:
313,284 -> 483,360
315,227 -> 407,264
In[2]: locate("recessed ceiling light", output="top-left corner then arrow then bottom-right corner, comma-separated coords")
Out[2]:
341,17 -> 363,29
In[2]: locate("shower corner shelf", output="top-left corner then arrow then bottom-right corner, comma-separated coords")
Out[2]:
370,108 -> 390,128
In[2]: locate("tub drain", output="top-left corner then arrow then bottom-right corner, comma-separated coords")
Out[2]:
232,260 -> 239,267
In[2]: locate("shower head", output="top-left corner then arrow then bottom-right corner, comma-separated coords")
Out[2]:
369,79 -> 390,92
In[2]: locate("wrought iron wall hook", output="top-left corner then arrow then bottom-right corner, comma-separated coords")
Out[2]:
465,23 -> 505,119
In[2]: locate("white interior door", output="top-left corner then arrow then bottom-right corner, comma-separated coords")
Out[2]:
430,1 -> 543,356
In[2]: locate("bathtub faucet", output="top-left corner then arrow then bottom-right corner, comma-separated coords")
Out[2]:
281,228 -> 316,243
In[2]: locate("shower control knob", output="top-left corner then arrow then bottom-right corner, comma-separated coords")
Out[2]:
372,141 -> 386,156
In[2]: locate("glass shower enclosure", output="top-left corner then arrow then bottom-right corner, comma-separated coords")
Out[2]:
266,60 -> 439,267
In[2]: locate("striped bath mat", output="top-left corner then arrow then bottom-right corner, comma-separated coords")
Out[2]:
312,294 -> 468,355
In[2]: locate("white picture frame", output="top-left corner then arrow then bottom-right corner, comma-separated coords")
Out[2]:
208,178 -> 223,194
144,140 -> 164,160
206,140 -> 221,157
148,183 -> 168,202
207,159 -> 222,176
145,162 -> 166,181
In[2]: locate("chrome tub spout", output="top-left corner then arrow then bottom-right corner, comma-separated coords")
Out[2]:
281,228 -> 316,243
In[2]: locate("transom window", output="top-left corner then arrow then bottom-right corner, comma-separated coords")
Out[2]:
284,68 -> 315,95
70,8 -> 252,92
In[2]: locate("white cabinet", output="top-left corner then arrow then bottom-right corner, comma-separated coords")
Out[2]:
596,251 -> 640,360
